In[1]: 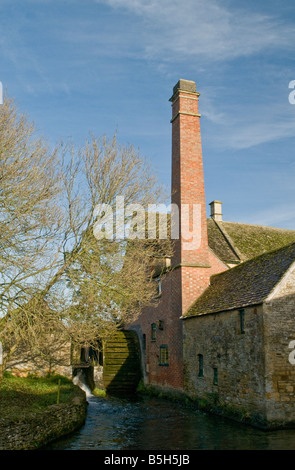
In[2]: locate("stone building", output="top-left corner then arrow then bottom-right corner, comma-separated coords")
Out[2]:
183,242 -> 295,428
130,79 -> 295,428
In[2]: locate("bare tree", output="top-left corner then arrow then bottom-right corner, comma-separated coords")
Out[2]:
47,134 -> 172,348
0,97 -> 63,377
0,99 -> 172,378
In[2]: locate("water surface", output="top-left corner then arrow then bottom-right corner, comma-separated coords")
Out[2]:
45,395 -> 295,450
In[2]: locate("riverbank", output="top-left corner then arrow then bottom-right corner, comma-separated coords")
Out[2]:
0,373 -> 87,450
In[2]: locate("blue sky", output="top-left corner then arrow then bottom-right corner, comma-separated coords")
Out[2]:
1,0 -> 295,228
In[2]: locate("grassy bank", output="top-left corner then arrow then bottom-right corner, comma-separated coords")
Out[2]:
0,372 -> 78,421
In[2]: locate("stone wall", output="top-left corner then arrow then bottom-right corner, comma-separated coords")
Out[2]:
183,305 -> 267,426
263,264 -> 295,427
0,386 -> 87,450
6,337 -> 73,379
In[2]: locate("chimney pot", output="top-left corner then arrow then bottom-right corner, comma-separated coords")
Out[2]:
170,79 -> 198,103
209,200 -> 223,221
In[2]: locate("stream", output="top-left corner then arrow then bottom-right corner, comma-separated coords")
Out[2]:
45,394 -> 295,450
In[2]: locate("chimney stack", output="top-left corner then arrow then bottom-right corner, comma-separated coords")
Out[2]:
169,79 -> 210,313
209,200 -> 223,222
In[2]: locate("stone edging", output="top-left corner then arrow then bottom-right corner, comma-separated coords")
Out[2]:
0,386 -> 87,450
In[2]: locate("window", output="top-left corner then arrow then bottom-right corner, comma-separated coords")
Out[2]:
198,354 -> 204,377
155,277 -> 162,297
213,367 -> 218,385
151,323 -> 156,341
159,345 -> 169,366
239,309 -> 245,334
158,320 -> 164,330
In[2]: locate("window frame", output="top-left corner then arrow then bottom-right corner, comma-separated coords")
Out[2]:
159,344 -> 169,366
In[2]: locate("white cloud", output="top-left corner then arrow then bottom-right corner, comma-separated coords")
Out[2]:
199,87 -> 227,125
96,0 -> 295,63
199,82 -> 295,150
204,102 -> 295,150
240,204 -> 295,229
221,118 -> 295,150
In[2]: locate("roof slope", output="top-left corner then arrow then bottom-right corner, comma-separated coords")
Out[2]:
218,221 -> 295,261
184,242 -> 295,318
145,214 -> 295,267
207,218 -> 240,264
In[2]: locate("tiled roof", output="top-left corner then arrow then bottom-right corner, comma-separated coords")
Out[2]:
222,221 -> 295,259
207,218 -> 240,264
147,213 -> 295,269
184,242 -> 295,318
210,220 -> 295,263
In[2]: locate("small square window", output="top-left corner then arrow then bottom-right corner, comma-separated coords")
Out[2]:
158,320 -> 164,330
159,345 -> 169,366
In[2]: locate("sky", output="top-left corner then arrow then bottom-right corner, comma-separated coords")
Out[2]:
1,0 -> 295,228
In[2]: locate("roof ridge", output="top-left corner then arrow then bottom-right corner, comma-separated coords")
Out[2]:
222,220 -> 295,232
210,239 -> 295,283
212,219 -> 243,261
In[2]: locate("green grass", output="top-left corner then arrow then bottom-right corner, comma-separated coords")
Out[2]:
0,372 -> 78,421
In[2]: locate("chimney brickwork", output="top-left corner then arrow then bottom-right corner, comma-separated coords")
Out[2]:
170,79 -> 211,313
129,80 -> 227,393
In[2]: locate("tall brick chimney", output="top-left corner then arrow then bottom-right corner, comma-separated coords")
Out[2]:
169,79 -> 211,313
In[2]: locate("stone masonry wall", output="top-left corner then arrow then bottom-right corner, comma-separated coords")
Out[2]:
263,264 -> 295,427
6,338 -> 73,380
183,305 -> 267,426
0,385 -> 87,450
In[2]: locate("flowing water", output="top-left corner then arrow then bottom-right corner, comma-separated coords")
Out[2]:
45,394 -> 295,450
